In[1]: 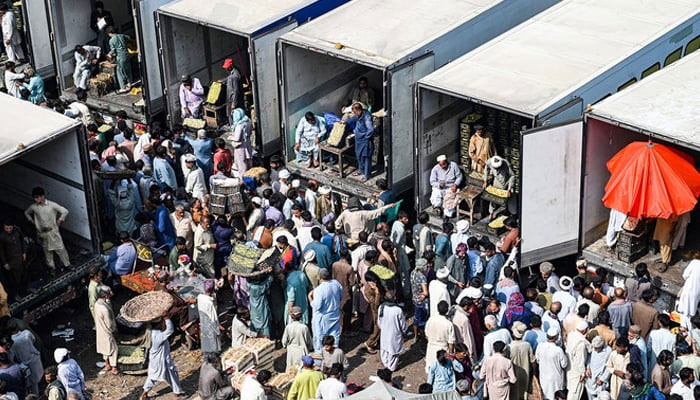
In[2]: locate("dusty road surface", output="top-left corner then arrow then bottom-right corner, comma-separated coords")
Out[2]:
31,287 -> 430,399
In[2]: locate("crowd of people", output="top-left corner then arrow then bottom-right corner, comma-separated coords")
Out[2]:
2,10 -> 700,397
3,96 -> 700,400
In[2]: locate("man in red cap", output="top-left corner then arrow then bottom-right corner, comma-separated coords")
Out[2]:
222,58 -> 243,124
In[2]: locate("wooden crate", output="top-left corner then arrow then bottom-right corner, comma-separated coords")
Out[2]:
203,103 -> 228,128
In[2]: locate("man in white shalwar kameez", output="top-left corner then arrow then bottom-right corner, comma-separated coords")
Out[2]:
391,212 -> 412,299
231,308 -> 258,348
605,209 -> 627,248
678,260 -> 700,329
425,300 -> 456,372
377,293 -> 406,371
566,321 -> 590,400
197,281 -> 221,355
141,318 -> 185,399
0,5 -> 24,63
429,268 -> 451,317
586,336 -> 612,400
24,187 -> 70,273
535,328 -> 568,400
483,314 -> 512,359
451,297 -> 477,362
94,287 -> 118,374
282,306 -> 313,370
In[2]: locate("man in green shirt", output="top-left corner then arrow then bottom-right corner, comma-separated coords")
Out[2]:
106,27 -> 133,93
87,265 -> 102,320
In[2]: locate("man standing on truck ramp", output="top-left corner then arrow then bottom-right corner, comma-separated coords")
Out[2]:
0,4 -> 24,63
106,27 -> 134,94
222,58 -> 243,124
24,187 -> 70,275
343,103 -> 375,182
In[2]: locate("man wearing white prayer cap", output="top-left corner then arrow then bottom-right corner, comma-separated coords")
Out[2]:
536,327 -> 568,400
302,249 -> 320,288
55,348 -> 87,398
429,154 -> 463,214
483,155 -> 515,220
450,219 -> 471,254
428,267 -> 451,317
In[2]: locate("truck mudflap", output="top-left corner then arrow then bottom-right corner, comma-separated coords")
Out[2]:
10,255 -> 104,324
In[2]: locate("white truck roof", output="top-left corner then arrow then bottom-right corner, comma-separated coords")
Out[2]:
418,0 -> 700,117
158,0 -> 318,36
589,51 -> 700,150
0,94 -> 81,166
281,0 -> 505,68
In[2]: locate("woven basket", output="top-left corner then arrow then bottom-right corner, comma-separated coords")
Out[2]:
243,167 -> 268,179
120,291 -> 174,323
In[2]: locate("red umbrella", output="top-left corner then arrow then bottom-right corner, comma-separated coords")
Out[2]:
602,141 -> 700,219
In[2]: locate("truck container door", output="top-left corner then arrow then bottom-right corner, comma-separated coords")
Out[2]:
520,119 -> 584,267
252,21 -> 298,155
389,55 -> 434,193
134,0 -> 171,119
23,0 -> 54,78
45,0 -> 94,91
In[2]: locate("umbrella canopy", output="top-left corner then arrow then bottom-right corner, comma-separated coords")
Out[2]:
602,141 -> 700,219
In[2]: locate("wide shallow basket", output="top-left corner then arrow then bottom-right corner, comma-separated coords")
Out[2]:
120,291 -> 174,323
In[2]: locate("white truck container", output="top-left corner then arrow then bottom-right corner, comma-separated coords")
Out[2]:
578,51 -> 700,304
0,94 -> 102,322
415,0 -> 700,267
45,0 -> 174,125
278,0 -> 559,198
156,0 -> 348,153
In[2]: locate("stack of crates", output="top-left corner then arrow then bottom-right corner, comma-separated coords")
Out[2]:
459,118 -> 471,169
210,181 -> 246,215
509,117 -> 523,193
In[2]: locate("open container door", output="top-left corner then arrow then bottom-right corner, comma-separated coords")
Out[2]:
134,0 -> 171,119
520,119 -> 584,267
389,54 -> 434,193
252,21 -> 298,155
23,0 -> 54,78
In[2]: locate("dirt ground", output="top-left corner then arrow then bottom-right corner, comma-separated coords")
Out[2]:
31,287 -> 430,399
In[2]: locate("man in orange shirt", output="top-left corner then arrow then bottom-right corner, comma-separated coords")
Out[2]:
212,138 -> 232,176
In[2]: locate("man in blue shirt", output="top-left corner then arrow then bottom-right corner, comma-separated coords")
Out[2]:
153,146 -> 177,191
483,242 -> 505,286
466,237 -> 483,279
186,129 -> 214,182
344,103 -> 374,182
107,231 -> 136,275
304,227 -> 333,271
149,197 -> 176,249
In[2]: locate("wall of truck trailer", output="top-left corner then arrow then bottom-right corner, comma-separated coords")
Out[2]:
414,0 -> 700,267
0,96 -> 101,322
155,0 -> 349,154
277,0 -> 561,199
